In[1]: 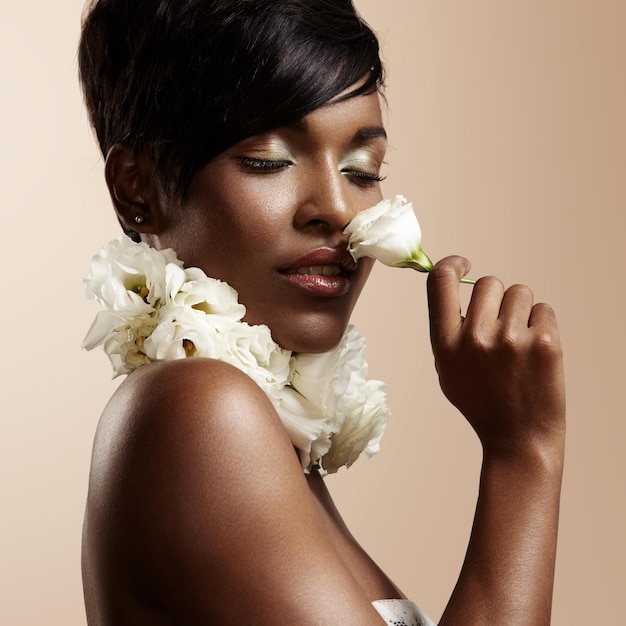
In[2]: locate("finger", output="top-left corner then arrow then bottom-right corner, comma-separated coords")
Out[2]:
497,284 -> 534,329
528,303 -> 563,361
464,276 -> 505,327
427,256 -> 471,347
528,302 -> 557,329
529,303 -> 561,345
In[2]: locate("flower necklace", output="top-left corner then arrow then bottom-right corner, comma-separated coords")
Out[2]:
83,195 -> 458,474
83,234 -> 390,474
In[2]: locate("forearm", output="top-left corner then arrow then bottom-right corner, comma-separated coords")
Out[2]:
440,436 -> 565,626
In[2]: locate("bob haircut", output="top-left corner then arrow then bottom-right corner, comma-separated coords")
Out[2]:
78,0 -> 384,208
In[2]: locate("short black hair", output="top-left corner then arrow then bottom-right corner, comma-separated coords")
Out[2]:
78,0 -> 384,204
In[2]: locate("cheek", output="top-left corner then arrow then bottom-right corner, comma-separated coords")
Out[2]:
208,179 -> 296,239
236,181 -> 298,225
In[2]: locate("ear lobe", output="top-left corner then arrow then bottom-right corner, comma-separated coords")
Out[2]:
105,144 -> 164,234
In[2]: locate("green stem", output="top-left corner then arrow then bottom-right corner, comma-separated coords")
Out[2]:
393,260 -> 477,284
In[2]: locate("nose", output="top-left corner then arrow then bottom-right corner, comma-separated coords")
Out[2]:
292,159 -> 358,233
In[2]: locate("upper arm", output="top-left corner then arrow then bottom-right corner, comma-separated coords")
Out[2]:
85,358 -> 383,625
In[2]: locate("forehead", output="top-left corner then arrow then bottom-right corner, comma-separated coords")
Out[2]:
287,92 -> 386,145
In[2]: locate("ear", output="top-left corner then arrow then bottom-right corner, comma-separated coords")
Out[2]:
104,144 -> 166,234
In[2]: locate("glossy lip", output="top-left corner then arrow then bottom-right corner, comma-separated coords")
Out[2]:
279,246 -> 358,297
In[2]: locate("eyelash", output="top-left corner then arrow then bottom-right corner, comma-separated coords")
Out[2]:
342,169 -> 387,187
237,157 -> 292,172
237,158 -> 386,187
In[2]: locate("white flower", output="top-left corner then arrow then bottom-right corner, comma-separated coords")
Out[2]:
142,266 -> 250,361
100,322 -> 154,376
322,379 -> 390,474
286,325 -> 391,474
318,327 -> 390,473
143,304 -> 226,361
274,387 -> 336,472
82,308 -> 156,376
83,235 -> 391,474
166,265 -> 246,323
84,234 -> 182,315
221,321 -> 292,399
344,195 -> 433,272
82,235 -> 182,375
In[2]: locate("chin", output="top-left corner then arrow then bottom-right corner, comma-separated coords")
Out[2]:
271,318 -> 349,354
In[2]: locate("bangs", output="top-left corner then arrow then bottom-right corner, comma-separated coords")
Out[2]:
80,0 -> 384,201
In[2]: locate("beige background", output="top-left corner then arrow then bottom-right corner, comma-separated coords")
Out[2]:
1,1 -> 624,623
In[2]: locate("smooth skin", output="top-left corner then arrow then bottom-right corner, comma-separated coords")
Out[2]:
83,90 -> 565,624
109,93 -> 385,353
428,259 -> 565,625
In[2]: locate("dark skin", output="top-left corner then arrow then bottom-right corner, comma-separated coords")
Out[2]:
83,91 -> 565,624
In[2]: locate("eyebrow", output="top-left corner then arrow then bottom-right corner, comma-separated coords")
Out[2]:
286,120 -> 387,144
352,126 -> 387,143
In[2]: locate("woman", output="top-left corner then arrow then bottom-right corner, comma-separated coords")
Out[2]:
79,0 -> 566,624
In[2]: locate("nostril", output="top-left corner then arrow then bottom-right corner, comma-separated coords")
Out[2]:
304,218 -> 330,230
293,185 -> 356,232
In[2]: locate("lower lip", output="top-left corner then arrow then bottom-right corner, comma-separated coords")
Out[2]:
280,272 -> 352,297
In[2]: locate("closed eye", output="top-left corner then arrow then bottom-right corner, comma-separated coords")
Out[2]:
342,169 -> 387,187
237,157 -> 293,172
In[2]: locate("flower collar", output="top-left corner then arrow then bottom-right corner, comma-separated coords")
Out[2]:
83,234 -> 390,474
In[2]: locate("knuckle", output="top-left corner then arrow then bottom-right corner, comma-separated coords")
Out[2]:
508,283 -> 533,299
465,326 -> 494,352
427,264 -> 458,284
476,275 -> 504,290
532,331 -> 563,358
499,327 -> 522,350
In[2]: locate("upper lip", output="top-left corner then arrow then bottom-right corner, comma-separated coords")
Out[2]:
280,246 -> 358,274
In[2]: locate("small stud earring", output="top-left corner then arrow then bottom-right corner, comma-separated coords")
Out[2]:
134,215 -> 144,224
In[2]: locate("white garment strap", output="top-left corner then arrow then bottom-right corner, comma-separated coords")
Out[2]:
372,599 -> 435,626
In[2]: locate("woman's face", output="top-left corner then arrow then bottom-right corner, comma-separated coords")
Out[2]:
156,91 -> 386,353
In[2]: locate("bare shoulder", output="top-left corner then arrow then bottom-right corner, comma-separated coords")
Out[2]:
93,357 -> 292,472
86,358 -> 295,519
84,359 -> 382,625
84,359 -> 298,622
86,356 -> 301,545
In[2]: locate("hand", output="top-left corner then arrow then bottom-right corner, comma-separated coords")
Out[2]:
427,256 -> 565,457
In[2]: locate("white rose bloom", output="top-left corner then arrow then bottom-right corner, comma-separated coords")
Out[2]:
288,344 -> 342,409
81,314 -> 154,377
82,305 -> 157,377
82,307 -> 155,347
144,304 -> 227,361
82,310 -> 124,352
85,234 -> 183,316
321,379 -> 390,474
221,322 -> 292,398
288,326 -> 390,474
324,326 -> 369,415
102,325 -> 154,376
274,386 -> 335,472
344,195 -> 433,272
165,265 -> 246,322
290,325 -> 363,412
